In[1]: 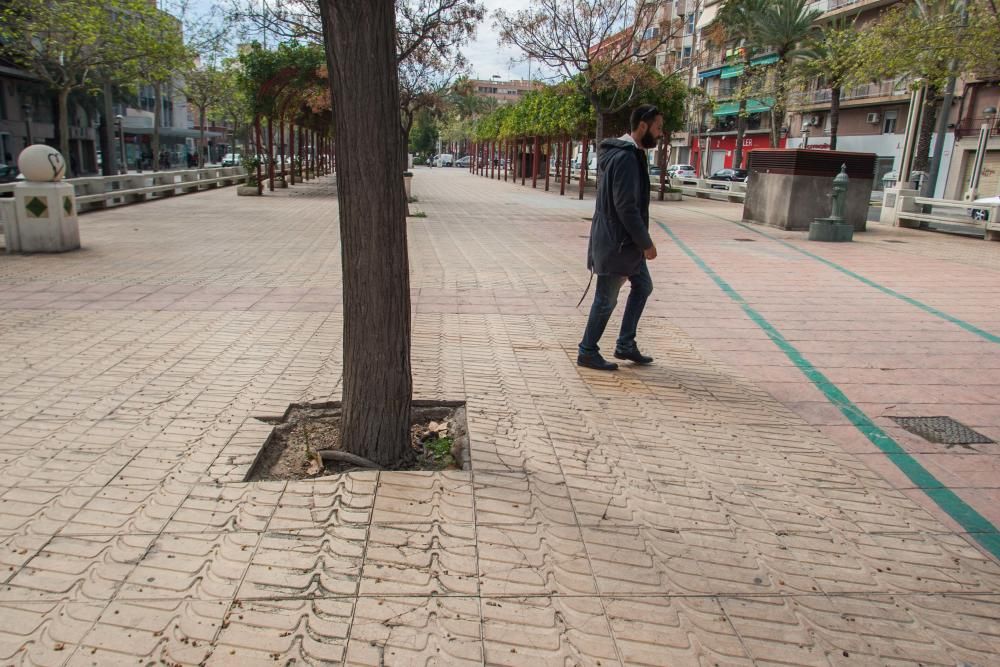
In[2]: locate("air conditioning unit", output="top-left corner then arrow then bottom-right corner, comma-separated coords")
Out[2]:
808,115 -> 821,126
866,112 -> 881,124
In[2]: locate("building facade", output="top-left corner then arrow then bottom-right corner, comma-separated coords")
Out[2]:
468,78 -> 541,105
670,0 -> 999,197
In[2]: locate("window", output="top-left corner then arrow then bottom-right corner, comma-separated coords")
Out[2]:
686,13 -> 695,34
642,27 -> 659,41
682,46 -> 691,58
882,110 -> 897,134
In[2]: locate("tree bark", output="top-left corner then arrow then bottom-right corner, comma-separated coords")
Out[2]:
912,85 -> 939,177
267,117 -> 274,189
321,0 -> 412,466
199,108 -> 207,168
101,81 -> 116,176
544,139 -> 551,191
153,82 -> 162,172
733,97 -> 748,170
532,136 -> 539,188
57,87 -> 72,178
829,86 -> 841,151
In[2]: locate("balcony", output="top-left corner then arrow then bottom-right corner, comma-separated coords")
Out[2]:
955,118 -> 1000,140
792,79 -> 910,108
805,0 -> 894,17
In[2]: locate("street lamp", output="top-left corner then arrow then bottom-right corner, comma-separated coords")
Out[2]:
21,103 -> 33,148
115,114 -> 127,175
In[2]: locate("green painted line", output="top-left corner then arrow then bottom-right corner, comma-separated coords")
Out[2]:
665,203 -> 1000,345
655,219 -> 1000,559
730,220 -> 1000,345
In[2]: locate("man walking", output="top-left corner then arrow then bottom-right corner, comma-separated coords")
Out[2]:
578,104 -> 663,371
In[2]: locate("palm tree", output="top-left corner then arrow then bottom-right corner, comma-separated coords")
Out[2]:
753,0 -> 822,148
717,0 -> 769,169
798,16 -> 860,150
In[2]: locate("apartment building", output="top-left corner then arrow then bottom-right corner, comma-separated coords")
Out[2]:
468,78 -> 541,106
678,0 -> 999,196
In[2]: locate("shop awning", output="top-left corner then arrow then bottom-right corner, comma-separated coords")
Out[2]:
719,53 -> 779,79
712,98 -> 774,116
698,67 -> 723,80
696,4 -> 720,30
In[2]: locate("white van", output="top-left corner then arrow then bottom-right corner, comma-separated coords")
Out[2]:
434,153 -> 454,167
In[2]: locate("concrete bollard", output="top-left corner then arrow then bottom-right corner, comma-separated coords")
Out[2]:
6,145 -> 80,253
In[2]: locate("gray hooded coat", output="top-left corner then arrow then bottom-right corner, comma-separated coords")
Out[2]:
586,138 -> 653,276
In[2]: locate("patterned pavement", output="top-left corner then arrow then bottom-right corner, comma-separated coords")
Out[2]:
0,168 -> 997,665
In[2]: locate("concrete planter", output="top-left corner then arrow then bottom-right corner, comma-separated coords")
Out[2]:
404,173 -> 413,199
274,177 -> 288,189
663,191 -> 682,201
237,185 -> 261,196
742,150 -> 875,232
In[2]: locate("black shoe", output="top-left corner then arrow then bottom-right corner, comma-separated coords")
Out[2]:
577,353 -> 619,371
614,348 -> 653,364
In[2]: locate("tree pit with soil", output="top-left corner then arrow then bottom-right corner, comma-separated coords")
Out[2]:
246,400 -> 468,481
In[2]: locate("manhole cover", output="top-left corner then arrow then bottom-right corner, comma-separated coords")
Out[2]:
882,239 -> 908,243
889,416 -> 993,447
733,238 -> 756,242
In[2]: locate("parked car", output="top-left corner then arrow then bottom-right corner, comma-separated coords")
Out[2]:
970,195 -> 1000,221
455,155 -> 471,168
708,168 -> 748,183
667,163 -> 696,178
433,153 -> 454,167
221,153 -> 241,167
0,164 -> 20,184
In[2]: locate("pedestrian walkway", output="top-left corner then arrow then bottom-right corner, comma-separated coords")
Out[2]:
0,169 -> 997,665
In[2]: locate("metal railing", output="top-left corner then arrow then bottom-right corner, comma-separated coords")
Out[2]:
955,118 -> 1000,140
792,79 -> 909,106
0,166 -> 246,213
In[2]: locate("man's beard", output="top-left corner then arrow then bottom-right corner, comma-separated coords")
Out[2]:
640,129 -> 657,149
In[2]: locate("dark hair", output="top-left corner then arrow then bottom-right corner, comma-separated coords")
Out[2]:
630,104 -> 661,131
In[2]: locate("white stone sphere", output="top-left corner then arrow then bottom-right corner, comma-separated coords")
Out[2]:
18,145 -> 66,182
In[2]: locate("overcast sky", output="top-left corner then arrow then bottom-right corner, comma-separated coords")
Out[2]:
191,0 -> 548,82
464,0 -> 544,82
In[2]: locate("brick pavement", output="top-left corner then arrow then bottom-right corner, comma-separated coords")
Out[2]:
0,169 -> 997,665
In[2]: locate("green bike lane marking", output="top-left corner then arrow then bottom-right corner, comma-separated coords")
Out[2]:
662,204 -> 1000,345
654,219 -> 1000,559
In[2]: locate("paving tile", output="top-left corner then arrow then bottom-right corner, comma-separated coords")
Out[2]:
0,171 -> 998,663
482,596 -> 619,666
344,596 -> 483,665
237,525 -> 365,600
210,598 -> 352,665
360,522 -> 477,596
604,596 -> 752,666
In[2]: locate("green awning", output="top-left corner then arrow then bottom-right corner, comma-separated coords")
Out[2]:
712,98 -> 774,116
719,53 -> 780,79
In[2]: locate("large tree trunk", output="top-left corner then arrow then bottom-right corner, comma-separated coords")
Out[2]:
101,81 -> 116,176
912,85 -> 939,176
57,87 -> 72,178
153,82 -> 162,171
199,108 -> 207,168
321,0 -> 412,466
733,96 -> 748,169
829,85 -> 841,151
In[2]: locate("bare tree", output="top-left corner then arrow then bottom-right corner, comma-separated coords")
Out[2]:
318,0 -> 412,466
495,0 -> 683,144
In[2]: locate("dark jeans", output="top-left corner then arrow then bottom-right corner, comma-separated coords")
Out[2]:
579,260 -> 653,357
